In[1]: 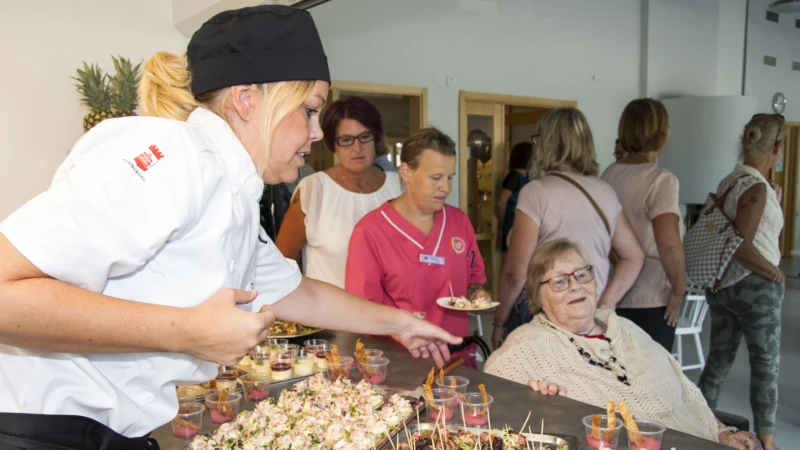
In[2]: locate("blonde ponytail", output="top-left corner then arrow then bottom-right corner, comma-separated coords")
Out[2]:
138,52 -> 201,121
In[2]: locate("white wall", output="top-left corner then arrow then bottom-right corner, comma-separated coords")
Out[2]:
744,2 -> 800,120
743,2 -> 800,253
0,0 -> 188,220
716,0 -> 747,95
0,0 -> 757,218
312,0 -> 643,207
644,0 -> 723,98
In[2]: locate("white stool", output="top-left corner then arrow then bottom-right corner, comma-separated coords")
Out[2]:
672,292 -> 709,371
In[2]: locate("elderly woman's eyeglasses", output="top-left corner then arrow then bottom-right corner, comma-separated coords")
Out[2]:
752,113 -> 785,146
540,266 -> 595,292
530,134 -> 540,145
336,131 -> 375,147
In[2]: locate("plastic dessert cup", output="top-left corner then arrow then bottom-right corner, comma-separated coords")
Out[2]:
270,351 -> 294,382
583,414 -> 623,449
626,419 -> 665,450
356,349 -> 383,375
172,402 -> 204,438
293,349 -> 316,377
426,388 -> 457,423
251,345 -> 272,374
360,356 -> 389,384
239,373 -> 270,402
316,344 -> 338,371
176,386 -> 199,404
327,356 -> 354,382
457,393 -> 493,428
435,376 -> 470,395
204,391 -> 240,424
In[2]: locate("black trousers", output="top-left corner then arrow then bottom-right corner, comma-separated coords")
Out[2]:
616,306 -> 676,351
0,413 -> 158,450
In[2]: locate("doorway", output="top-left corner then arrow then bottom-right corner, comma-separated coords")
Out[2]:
770,121 -> 800,258
458,91 -> 576,297
307,81 -> 428,173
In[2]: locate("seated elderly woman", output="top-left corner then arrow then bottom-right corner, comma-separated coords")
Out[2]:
484,239 -> 759,450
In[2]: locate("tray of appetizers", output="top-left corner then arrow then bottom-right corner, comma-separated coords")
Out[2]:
383,423 -> 577,450
266,319 -> 323,338
184,375 -> 423,450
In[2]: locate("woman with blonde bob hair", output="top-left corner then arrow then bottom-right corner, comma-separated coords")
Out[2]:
0,6 -> 458,448
601,98 -> 687,351
492,107 -> 644,349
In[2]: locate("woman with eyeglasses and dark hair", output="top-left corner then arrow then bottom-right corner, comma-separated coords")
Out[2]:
276,96 -> 402,288
696,114 -> 786,450
496,142 -> 534,252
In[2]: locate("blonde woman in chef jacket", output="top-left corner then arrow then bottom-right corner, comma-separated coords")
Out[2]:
0,6 -> 459,449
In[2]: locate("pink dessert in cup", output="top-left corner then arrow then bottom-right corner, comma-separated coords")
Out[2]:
629,438 -> 661,450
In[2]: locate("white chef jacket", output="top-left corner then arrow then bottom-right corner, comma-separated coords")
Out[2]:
0,107 -> 302,437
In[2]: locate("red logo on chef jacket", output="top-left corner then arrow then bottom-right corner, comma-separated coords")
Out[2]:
134,145 -> 164,171
451,237 -> 466,254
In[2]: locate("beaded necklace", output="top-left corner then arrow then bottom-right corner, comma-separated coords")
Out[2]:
543,320 -> 631,386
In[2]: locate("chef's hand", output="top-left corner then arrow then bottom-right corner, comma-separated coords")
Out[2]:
527,379 -> 567,396
719,430 -> 761,450
392,312 -> 462,368
185,288 -> 275,365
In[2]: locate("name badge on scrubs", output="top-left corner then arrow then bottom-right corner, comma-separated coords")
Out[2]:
420,254 -> 445,266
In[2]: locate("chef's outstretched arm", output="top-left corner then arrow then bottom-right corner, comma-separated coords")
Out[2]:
272,276 -> 463,367
0,233 -> 274,366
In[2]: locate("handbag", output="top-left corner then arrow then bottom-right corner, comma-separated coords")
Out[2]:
684,175 -> 750,292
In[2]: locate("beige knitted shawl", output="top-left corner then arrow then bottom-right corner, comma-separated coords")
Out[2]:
484,310 -> 720,442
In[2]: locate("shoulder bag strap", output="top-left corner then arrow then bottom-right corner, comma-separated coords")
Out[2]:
549,172 -> 611,236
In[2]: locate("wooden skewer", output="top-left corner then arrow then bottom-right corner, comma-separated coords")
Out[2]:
449,281 -> 455,300
519,411 -> 532,435
539,419 -> 544,450
461,403 -> 467,429
174,416 -> 200,430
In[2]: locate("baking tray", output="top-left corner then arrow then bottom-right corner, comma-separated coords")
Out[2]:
382,422 -> 578,450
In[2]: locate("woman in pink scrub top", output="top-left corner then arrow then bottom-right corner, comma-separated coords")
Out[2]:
346,127 -> 490,367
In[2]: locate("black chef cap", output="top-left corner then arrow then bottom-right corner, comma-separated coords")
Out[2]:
187,5 -> 330,96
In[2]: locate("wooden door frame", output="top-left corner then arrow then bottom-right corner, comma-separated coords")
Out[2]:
458,91 -> 576,211
458,90 -> 576,297
778,121 -> 800,257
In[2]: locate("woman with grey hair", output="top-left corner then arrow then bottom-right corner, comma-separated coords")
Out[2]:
492,107 -> 644,349
485,239 -> 760,450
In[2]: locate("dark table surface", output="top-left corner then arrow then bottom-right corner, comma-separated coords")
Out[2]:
152,330 -> 729,450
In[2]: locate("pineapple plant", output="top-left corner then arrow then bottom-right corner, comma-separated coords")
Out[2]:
108,56 -> 142,118
73,62 -> 112,132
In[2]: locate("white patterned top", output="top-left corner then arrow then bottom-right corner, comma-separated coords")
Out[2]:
484,310 -> 721,442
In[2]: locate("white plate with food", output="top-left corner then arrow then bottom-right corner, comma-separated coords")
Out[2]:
266,319 -> 324,339
436,296 -> 500,312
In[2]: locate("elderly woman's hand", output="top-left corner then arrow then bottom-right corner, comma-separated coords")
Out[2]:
719,430 -> 761,450
527,379 -> 567,396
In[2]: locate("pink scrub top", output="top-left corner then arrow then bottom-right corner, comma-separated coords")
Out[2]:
345,202 -> 487,338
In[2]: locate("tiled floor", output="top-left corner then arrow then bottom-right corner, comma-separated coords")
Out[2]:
475,258 -> 800,449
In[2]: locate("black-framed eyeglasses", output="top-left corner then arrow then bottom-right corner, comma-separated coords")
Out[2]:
336,131 -> 375,147
539,266 -> 595,292
531,134 -> 541,145
753,113 -> 785,146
